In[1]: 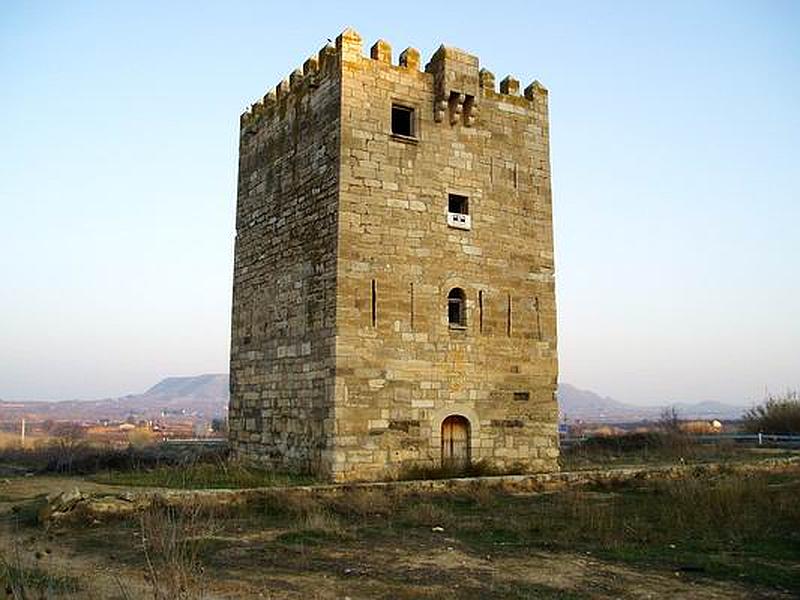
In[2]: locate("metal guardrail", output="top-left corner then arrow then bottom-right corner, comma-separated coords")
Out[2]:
560,433 -> 800,449
161,438 -> 228,446
693,433 -> 800,447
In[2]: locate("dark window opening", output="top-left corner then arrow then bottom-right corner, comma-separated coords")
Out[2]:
371,279 -> 377,327
391,104 -> 415,137
507,293 -> 512,336
514,391 -> 530,402
448,193 -> 469,215
448,287 -> 466,328
478,290 -> 484,333
410,282 -> 415,330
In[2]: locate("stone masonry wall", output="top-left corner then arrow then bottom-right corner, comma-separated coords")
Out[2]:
229,43 -> 342,476
331,30 -> 558,481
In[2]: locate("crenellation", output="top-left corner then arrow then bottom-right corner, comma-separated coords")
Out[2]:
479,68 -> 495,91
399,47 -> 420,70
318,43 -> 337,73
337,27 -> 363,62
303,57 -> 319,76
499,75 -> 520,96
524,80 -> 548,116
289,68 -> 304,91
275,78 -> 290,101
370,39 -> 392,64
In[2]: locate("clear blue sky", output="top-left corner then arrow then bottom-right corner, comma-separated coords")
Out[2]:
1,1 -> 798,405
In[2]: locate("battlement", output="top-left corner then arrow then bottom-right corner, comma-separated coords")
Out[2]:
239,39 -> 339,133
240,27 -> 548,132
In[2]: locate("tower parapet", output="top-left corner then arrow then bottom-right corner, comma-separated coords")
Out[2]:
241,28 -> 548,135
239,41 -> 340,133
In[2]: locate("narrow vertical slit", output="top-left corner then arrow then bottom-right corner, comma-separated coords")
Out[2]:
513,162 -> 518,189
410,282 -> 415,331
507,293 -> 512,337
478,290 -> 484,334
371,279 -> 377,327
534,296 -> 542,341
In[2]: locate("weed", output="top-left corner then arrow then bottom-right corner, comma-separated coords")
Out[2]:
0,441 -> 229,476
94,458 -> 313,489
139,502 -> 217,600
397,459 -> 518,481
0,541 -> 79,599
0,557 -> 80,598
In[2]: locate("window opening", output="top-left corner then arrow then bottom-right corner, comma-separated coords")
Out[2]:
448,194 -> 469,215
448,287 -> 466,328
371,279 -> 377,327
447,194 -> 471,230
478,290 -> 484,334
410,282 -> 415,330
391,104 -> 415,137
507,293 -> 512,336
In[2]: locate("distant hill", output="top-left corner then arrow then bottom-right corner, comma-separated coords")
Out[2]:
145,374 -> 228,400
558,383 -> 747,423
1,374 -> 746,424
0,374 -> 229,422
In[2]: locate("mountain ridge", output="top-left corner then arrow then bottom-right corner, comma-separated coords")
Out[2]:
0,375 -> 747,423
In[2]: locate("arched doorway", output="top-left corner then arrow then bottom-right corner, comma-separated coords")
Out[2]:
441,415 -> 471,469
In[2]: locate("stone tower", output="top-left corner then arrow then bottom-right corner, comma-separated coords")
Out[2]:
229,28 -> 558,482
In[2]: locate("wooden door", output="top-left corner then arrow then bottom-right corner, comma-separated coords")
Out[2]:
441,416 -> 470,470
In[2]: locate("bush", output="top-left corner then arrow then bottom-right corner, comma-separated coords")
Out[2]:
0,440 -> 230,475
742,392 -> 800,434
140,502 -> 215,599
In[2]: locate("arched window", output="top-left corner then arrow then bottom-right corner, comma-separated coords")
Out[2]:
448,287 -> 466,328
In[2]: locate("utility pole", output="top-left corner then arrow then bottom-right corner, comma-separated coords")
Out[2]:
20,418 -> 26,447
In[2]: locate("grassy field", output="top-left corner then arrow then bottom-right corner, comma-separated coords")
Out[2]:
559,433 -> 796,470
91,460 -> 315,489
2,462 -> 798,599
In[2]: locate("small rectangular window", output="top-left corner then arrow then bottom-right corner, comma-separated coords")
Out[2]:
514,391 -> 530,402
448,194 -> 469,215
391,104 -> 415,137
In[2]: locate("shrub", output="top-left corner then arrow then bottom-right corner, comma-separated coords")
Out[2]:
0,440 -> 230,475
140,502 -> 216,600
742,391 -> 800,434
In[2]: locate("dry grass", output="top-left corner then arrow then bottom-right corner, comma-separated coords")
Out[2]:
0,431 -> 53,450
298,508 -> 345,535
560,432 -> 758,470
138,503 -> 218,600
0,441 -> 230,478
4,463 -> 799,598
324,487 -> 396,518
0,538 -> 79,599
